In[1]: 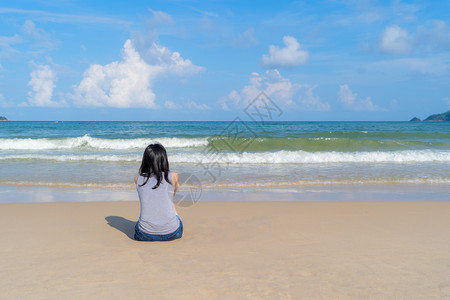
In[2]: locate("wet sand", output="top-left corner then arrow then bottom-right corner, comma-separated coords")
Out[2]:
1,199 -> 450,299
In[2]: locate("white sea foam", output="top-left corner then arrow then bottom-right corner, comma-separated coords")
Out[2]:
1,150 -> 450,163
0,135 -> 208,150
0,154 -> 139,162
171,150 -> 450,164
1,177 -> 450,191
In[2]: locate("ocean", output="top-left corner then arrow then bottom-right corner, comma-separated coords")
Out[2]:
0,121 -> 449,202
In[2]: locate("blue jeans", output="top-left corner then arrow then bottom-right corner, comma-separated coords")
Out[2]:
134,215 -> 183,241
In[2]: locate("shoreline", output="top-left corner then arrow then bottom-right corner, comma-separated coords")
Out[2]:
1,183 -> 449,204
1,200 -> 450,298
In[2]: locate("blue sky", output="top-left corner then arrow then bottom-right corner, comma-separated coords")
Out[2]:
0,0 -> 449,121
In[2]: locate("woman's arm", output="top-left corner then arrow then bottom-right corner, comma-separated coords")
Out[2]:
134,175 -> 138,185
172,172 -> 179,197
172,172 -> 179,214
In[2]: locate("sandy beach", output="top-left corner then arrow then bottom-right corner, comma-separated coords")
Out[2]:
1,199 -> 450,299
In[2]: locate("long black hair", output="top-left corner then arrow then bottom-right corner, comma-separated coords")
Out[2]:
139,143 -> 172,189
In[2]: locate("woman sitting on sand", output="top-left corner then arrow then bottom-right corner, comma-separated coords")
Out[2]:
134,143 -> 183,241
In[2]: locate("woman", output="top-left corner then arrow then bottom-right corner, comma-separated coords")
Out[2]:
134,143 -> 183,241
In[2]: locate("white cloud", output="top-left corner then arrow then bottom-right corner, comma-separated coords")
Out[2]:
70,39 -> 204,108
262,36 -> 309,68
219,69 -> 330,111
132,8 -> 188,55
1,20 -> 57,59
143,9 -> 186,39
297,84 -> 331,111
233,27 -> 258,48
0,34 -> 23,47
148,9 -> 174,26
338,84 -> 384,111
164,100 -> 180,109
21,20 -> 57,51
71,40 -> 156,108
378,21 -> 450,56
165,100 -> 210,111
0,34 -> 23,58
186,100 -> 211,111
26,64 -> 64,107
338,84 -> 356,105
141,43 -> 204,75
379,25 -> 411,55
218,90 -> 241,110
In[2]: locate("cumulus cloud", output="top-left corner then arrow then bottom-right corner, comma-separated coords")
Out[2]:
70,39 -> 204,108
379,25 -> 411,55
219,69 -> 329,111
141,42 -> 204,75
262,36 -> 309,68
338,84 -> 357,106
378,21 -> 450,55
71,40 -> 156,108
296,84 -> 331,111
26,64 -> 64,107
338,84 -> 384,111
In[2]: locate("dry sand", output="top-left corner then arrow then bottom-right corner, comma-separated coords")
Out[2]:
1,200 -> 450,299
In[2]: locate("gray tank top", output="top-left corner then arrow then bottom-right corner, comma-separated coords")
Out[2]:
136,171 -> 180,235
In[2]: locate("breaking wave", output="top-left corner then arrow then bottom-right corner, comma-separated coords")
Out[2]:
1,150 -> 449,164
0,135 -> 208,150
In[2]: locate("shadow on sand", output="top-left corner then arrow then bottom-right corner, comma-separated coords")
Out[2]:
105,216 -> 136,240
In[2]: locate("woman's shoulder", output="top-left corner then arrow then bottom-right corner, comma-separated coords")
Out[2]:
136,173 -> 153,184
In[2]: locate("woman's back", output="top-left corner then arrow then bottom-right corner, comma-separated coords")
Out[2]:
136,172 -> 180,235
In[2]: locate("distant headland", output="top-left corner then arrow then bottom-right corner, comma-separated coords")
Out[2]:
0,116 -> 8,121
410,110 -> 450,122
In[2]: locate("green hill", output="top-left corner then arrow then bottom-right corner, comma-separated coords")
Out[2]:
0,116 -> 8,121
424,110 -> 450,122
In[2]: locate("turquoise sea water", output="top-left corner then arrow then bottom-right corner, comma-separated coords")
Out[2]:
0,121 -> 449,198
